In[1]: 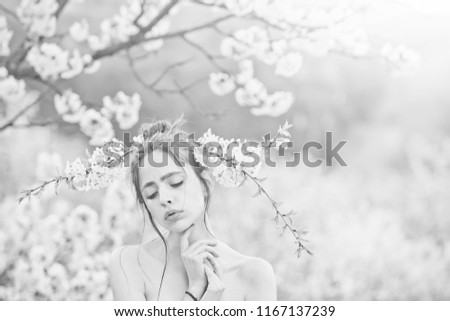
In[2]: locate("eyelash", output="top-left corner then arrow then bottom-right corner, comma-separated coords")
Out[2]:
147,180 -> 184,200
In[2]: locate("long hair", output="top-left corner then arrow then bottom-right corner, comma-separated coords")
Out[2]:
126,116 -> 214,300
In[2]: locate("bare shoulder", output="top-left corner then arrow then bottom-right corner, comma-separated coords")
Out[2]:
217,242 -> 277,300
109,245 -> 146,300
239,256 -> 275,283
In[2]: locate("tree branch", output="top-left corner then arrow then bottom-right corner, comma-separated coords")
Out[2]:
92,11 -> 233,61
0,91 -> 46,131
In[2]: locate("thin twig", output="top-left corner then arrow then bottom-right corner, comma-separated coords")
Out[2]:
0,90 -> 48,131
92,11 -> 233,61
0,3 -> 19,21
181,35 -> 227,72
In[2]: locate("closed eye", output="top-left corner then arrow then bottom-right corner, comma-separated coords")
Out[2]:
170,180 -> 184,188
147,192 -> 158,200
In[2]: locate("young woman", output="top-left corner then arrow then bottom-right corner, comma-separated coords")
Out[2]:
109,118 -> 277,301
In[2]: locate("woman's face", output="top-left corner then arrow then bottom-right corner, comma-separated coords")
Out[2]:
139,149 -> 206,233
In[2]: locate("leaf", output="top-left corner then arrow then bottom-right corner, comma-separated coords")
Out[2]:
252,188 -> 262,198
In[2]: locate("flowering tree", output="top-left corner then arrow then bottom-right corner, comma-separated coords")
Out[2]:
0,0 -> 420,300
0,0 -> 419,142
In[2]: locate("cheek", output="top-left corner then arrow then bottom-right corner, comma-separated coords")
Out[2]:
143,200 -> 164,221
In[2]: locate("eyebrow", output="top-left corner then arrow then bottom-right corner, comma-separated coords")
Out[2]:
141,171 -> 184,190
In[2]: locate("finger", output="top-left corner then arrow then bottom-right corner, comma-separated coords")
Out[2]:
197,252 -> 215,263
191,246 -> 219,258
180,224 -> 194,251
189,240 -> 217,252
208,257 -> 222,278
204,264 -> 218,282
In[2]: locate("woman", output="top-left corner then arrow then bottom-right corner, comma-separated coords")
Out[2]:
109,118 -> 276,300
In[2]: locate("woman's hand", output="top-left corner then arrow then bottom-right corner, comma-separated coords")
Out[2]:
201,261 -> 225,301
180,225 -> 219,298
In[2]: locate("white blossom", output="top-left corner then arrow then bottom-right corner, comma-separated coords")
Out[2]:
79,109 -> 115,146
101,91 -> 141,129
0,16 -> 13,56
235,59 -> 254,85
60,49 -> 85,79
87,35 -> 110,51
27,44 -> 69,80
208,73 -> 236,96
82,54 -> 101,74
54,90 -> 87,123
275,52 -> 303,77
380,44 -> 421,77
70,19 -> 90,42
16,0 -> 58,38
0,68 -> 27,102
193,129 -> 263,187
235,78 -> 268,107
220,37 -> 251,61
251,91 -> 293,117
224,0 -> 254,16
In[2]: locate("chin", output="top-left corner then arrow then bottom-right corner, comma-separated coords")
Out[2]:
163,219 -> 194,233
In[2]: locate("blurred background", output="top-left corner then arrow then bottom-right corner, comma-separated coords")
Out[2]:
0,0 -> 449,300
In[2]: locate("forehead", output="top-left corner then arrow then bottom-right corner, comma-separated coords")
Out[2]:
139,149 -> 185,186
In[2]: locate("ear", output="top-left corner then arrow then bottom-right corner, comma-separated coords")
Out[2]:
200,169 -> 214,192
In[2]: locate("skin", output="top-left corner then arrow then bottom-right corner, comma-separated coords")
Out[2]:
109,149 -> 277,301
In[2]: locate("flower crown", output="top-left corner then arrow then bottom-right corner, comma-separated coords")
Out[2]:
20,121 -> 311,256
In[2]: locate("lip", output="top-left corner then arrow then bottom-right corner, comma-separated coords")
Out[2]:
164,209 -> 183,220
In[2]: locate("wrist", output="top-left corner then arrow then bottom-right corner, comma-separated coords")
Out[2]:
187,284 -> 205,299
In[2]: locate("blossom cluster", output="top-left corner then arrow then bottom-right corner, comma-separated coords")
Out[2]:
193,128 -> 263,187
0,67 -> 27,104
0,16 -> 13,56
380,44 -> 421,77
54,90 -> 141,146
0,179 -> 138,300
16,0 -> 58,38
39,122 -> 292,193
26,43 -> 99,80
64,139 -> 127,191
204,2 -> 419,116
192,122 -> 292,187
70,0 -> 172,53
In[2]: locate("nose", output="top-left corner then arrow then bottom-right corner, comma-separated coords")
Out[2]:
159,187 -> 174,207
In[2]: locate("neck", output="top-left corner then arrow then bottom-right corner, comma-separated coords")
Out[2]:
166,217 -> 216,255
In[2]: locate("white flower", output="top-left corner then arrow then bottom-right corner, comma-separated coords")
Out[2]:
26,43 -> 69,80
101,91 -> 141,129
16,0 -> 58,38
292,29 -> 335,57
0,71 -> 27,102
224,0 -> 254,16
277,120 -> 293,138
88,35 -> 110,51
380,44 -> 421,77
65,158 -> 87,177
54,90 -> 87,123
194,129 -> 262,187
35,152 -> 63,181
235,26 -> 270,57
335,25 -> 370,57
220,37 -> 250,61
115,107 -> 140,130
70,19 -> 90,42
275,52 -> 303,77
235,59 -> 254,85
60,49 -> 84,79
257,39 -> 287,65
235,78 -> 268,107
0,17 -> 13,56
251,91 -> 293,117
208,73 -> 236,96
79,109 -> 115,146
